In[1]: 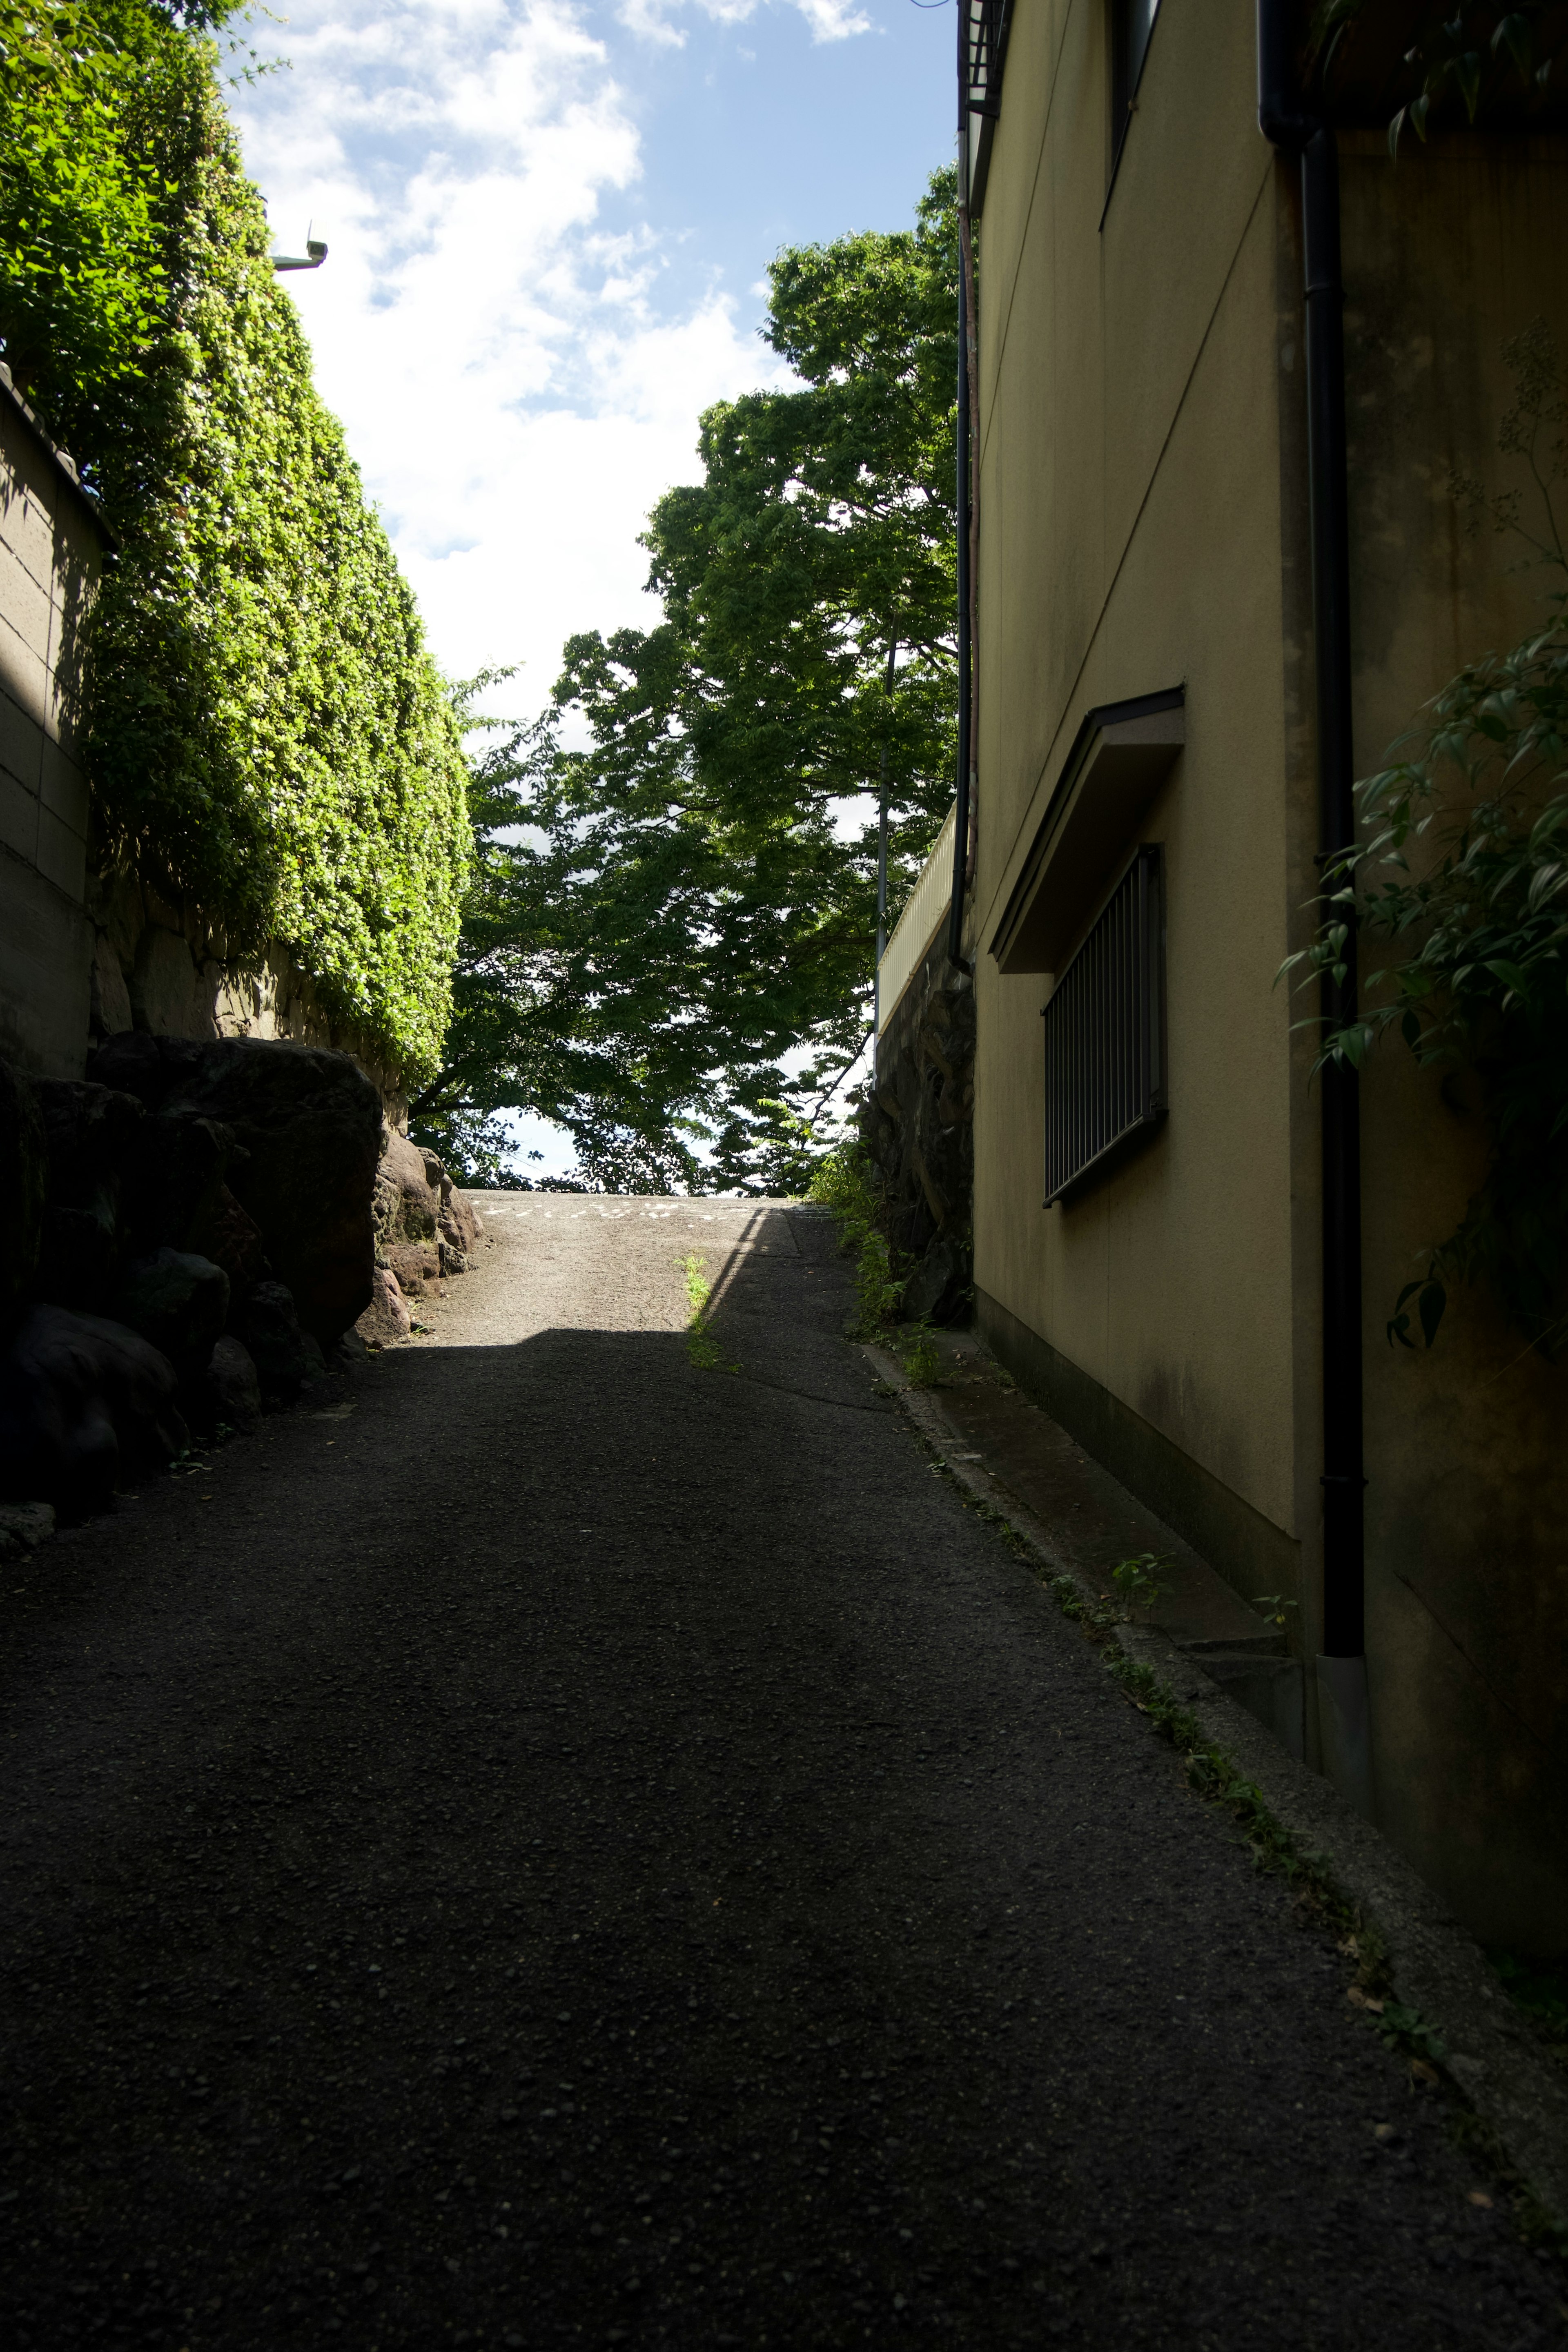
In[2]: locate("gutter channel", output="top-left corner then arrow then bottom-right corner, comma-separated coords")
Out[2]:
1257,0 -> 1370,1811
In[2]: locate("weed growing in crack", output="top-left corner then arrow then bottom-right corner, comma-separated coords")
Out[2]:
679,1254 -> 736,1373
1109,1554 -> 1169,1620
901,1325 -> 940,1388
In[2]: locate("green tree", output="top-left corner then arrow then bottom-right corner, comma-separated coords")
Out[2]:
414,167 -> 960,1192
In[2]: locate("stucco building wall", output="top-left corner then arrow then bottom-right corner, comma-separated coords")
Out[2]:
969,0 -> 1568,1945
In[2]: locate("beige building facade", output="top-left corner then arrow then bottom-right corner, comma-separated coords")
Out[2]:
961,0 -> 1568,1947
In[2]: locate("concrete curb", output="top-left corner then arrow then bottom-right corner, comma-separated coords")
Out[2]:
865,1343 -> 1568,2232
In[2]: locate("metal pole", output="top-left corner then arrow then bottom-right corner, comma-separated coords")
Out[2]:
1302,120 -> 1365,1661
874,635 -> 898,1061
948,74 -> 973,971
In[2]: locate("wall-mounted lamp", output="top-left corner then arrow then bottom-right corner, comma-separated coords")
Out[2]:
272,236 -> 328,274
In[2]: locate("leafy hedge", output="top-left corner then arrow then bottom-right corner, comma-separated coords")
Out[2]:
2,4 -> 470,1087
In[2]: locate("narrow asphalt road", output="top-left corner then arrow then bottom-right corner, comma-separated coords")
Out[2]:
2,1200 -> 1561,2351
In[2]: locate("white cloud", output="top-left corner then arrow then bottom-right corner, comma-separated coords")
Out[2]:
616,0 -> 871,49
229,0 -> 791,707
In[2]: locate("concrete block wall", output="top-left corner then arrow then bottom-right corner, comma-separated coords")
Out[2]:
0,372 -> 109,1077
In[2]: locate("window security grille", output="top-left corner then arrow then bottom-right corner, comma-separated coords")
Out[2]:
965,0 -> 1012,118
1042,846 -> 1165,1204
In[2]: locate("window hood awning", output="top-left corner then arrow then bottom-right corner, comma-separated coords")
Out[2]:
989,688 -> 1185,975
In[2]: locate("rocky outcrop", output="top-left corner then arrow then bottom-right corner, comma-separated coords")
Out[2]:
858,946 -> 975,1327
375,1127 -> 439,1245
205,1334 -> 262,1434
89,1033 -> 381,1345
0,1305 -> 187,1516
357,1265 -> 413,1345
359,1125 -> 482,1342
111,1248 -> 229,1385
238,1281 -> 325,1401
0,1042 -> 488,1516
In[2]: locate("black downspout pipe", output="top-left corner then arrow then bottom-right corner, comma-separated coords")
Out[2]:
1256,1 -> 1364,1664
949,203 -> 973,969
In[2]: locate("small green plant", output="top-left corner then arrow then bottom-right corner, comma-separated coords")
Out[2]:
808,1142 -> 907,1336
902,1324 -> 940,1387
1252,1593 -> 1301,1631
1110,1553 -> 1168,1620
679,1253 -> 733,1373
1376,2001 -> 1449,2065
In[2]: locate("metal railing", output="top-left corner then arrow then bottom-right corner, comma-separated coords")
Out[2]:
1042,846 -> 1165,1202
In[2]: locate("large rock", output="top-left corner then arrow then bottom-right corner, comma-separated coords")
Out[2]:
0,1499 -> 54,1563
89,1035 -> 381,1345
111,1249 -> 229,1384
124,1108 -> 236,1255
385,1240 -> 437,1296
237,1281 -> 326,1401
31,1078 -> 145,1310
902,1235 -> 970,1328
205,1334 -> 263,1434
376,1126 -> 439,1244
0,1059 -> 46,1331
356,1265 -> 412,1346
186,1181 -> 265,1293
0,1305 -> 187,1517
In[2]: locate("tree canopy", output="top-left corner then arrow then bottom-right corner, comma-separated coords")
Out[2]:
415,167 -> 960,1193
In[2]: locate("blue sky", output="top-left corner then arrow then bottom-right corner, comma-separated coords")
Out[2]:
230,0 -> 955,702
229,0 -> 953,1182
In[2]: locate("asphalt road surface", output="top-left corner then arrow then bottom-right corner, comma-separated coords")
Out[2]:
2,1199 -> 1562,2351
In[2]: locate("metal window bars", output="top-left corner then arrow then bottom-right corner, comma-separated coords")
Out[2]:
1042,846 -> 1166,1205
964,0 -> 1012,119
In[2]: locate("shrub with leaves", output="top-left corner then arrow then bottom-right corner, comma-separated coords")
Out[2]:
4,4 -> 470,1090
1284,325 -> 1568,1353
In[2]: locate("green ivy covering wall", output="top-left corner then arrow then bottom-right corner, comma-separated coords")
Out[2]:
3,4 -> 471,1088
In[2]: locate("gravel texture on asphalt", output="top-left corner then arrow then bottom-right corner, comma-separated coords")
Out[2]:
1,1198 -> 1563,2352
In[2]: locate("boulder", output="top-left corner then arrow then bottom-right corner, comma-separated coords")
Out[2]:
237,1281 -> 326,1401
356,1265 -> 412,1346
385,1241 -> 437,1297
111,1249 -> 229,1384
422,1148 -> 481,1256
186,1182 -> 266,1293
0,1059 -> 47,1330
124,1109 -> 236,1255
376,1126 -> 439,1244
205,1333 -> 263,1433
31,1078 -> 145,1310
902,1235 -> 970,1328
0,1499 -> 54,1563
89,1035 -> 381,1345
0,1305 -> 187,1517
438,1240 -> 469,1276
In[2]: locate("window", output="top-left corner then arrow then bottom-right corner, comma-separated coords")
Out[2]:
1110,0 -> 1161,170
1042,846 -> 1165,1204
